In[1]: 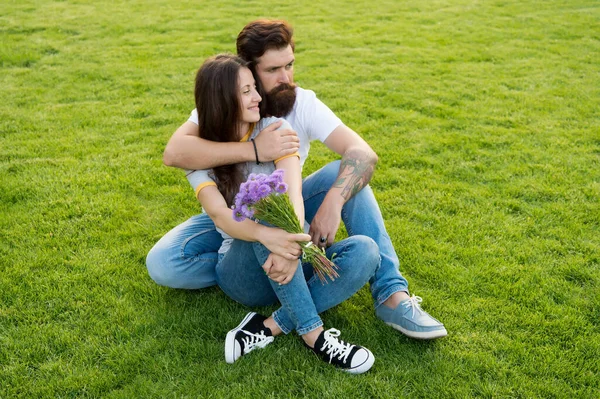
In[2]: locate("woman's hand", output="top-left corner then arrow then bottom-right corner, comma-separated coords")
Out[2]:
259,228 -> 311,261
262,253 -> 299,285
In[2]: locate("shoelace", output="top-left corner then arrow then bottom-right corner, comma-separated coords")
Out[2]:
402,295 -> 424,319
320,328 -> 354,364
241,329 -> 274,354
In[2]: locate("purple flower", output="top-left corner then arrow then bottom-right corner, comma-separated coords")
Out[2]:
253,173 -> 268,184
275,182 -> 288,194
247,181 -> 260,202
264,177 -> 277,189
241,204 -> 254,219
232,208 -> 245,222
257,184 -> 272,198
271,169 -> 284,181
234,195 -> 244,210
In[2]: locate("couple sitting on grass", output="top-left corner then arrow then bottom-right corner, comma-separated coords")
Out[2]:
146,19 -> 447,374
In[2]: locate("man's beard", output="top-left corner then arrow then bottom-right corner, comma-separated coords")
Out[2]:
262,83 -> 297,117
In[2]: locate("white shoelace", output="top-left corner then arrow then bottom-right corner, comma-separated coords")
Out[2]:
320,329 -> 354,364
402,295 -> 425,318
241,329 -> 274,354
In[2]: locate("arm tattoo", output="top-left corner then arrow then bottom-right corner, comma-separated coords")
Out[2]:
332,149 -> 376,201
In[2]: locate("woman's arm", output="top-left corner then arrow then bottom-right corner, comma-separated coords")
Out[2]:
274,155 -> 304,225
198,185 -> 309,260
264,154 -> 305,285
163,120 -> 300,170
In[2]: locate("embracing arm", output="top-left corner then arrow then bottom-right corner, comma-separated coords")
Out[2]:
164,122 -> 254,169
163,120 -> 300,170
308,124 -> 378,246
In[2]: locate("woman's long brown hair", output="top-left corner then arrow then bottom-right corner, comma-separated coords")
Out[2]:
194,54 -> 249,206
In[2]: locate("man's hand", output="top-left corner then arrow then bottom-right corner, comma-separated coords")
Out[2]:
262,253 -> 299,285
254,121 -> 299,162
260,228 -> 311,261
308,195 -> 343,249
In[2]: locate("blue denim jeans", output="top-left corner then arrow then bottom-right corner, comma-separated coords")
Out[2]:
146,160 -> 409,306
216,236 -> 379,335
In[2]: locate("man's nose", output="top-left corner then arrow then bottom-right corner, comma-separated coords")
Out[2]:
279,70 -> 290,84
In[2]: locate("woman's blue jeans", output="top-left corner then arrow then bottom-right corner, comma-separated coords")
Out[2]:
146,160 -> 409,307
216,236 -> 379,335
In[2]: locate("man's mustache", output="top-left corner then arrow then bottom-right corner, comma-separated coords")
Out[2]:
267,83 -> 297,96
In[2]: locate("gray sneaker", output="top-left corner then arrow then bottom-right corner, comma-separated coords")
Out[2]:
376,295 -> 447,339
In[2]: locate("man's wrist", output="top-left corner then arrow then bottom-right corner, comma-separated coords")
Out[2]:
245,141 -> 258,163
250,138 -> 260,165
323,190 -> 345,210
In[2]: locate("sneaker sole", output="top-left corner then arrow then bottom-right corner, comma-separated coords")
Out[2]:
225,312 -> 256,364
345,348 -> 375,375
385,322 -> 448,340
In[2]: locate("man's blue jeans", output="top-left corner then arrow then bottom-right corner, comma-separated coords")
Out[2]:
216,236 -> 379,334
146,160 -> 409,307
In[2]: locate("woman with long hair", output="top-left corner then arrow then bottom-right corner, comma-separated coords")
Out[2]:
187,54 -> 379,374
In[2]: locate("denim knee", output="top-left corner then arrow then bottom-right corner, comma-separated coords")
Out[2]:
319,160 -> 341,185
146,242 -> 218,289
146,244 -> 177,287
215,268 -> 278,307
345,235 -> 380,278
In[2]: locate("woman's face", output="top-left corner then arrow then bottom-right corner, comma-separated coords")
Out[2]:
238,67 -> 262,124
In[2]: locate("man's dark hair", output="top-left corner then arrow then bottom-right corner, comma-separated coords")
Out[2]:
194,54 -> 249,205
237,20 -> 297,117
236,19 -> 295,66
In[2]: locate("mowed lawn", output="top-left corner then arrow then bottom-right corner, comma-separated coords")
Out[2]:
1,0 -> 599,397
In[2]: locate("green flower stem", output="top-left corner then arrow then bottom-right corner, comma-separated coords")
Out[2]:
254,193 -> 338,283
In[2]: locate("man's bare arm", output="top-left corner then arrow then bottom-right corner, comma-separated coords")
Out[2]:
163,121 -> 253,169
163,120 -> 300,170
308,124 -> 378,247
331,147 -> 377,201
323,124 -> 378,202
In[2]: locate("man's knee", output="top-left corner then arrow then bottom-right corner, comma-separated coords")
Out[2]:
347,235 -> 380,275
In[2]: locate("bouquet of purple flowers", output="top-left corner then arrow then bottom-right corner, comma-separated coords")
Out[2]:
232,169 -> 339,283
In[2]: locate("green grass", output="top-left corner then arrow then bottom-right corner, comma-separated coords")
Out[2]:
1,0 -> 599,397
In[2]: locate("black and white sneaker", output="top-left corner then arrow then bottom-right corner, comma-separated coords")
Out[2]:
225,312 -> 274,364
307,328 -> 374,374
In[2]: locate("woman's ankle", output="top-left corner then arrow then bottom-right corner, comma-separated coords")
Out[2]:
263,316 -> 282,336
301,326 -> 324,348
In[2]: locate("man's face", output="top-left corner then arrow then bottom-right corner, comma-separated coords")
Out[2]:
255,45 -> 295,93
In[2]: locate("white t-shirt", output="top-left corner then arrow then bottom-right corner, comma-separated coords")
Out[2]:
186,117 -> 295,254
187,87 -> 343,168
